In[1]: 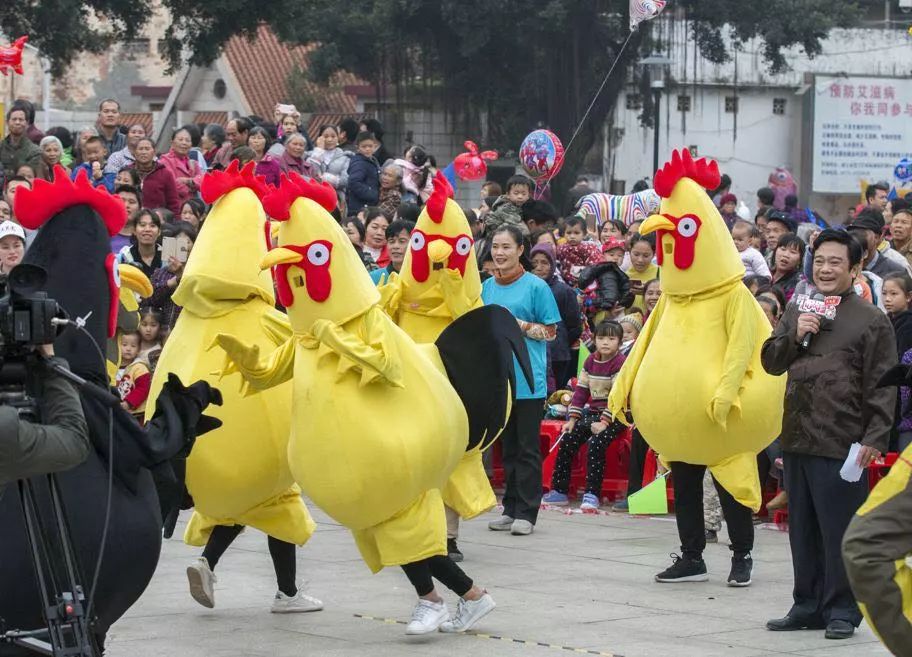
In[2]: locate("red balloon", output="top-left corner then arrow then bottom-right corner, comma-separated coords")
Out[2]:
0,35 -> 27,76
454,140 -> 498,181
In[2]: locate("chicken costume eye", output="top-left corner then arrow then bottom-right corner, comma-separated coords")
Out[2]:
454,236 -> 473,256
307,242 -> 330,266
411,232 -> 426,251
677,217 -> 698,238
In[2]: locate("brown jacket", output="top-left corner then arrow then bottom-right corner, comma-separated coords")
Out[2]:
761,290 -> 896,460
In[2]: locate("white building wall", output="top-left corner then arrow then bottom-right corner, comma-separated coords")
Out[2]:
610,86 -> 801,212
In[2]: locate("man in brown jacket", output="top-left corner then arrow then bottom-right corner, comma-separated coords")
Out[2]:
761,229 -> 897,640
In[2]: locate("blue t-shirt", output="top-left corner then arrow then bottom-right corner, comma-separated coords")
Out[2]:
482,272 -> 561,400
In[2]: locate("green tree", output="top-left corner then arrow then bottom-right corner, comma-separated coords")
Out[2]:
3,0 -> 862,200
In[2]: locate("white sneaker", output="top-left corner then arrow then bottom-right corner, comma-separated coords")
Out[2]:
405,599 -> 450,635
510,519 -> 534,535
439,593 -> 496,633
186,557 -> 217,608
270,589 -> 324,613
488,515 -> 514,531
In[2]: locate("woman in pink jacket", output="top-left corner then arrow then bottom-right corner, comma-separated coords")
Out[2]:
158,126 -> 203,205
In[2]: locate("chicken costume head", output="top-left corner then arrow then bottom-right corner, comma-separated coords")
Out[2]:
608,150 -> 784,511
402,172 -> 480,294
17,167 -> 126,384
262,173 -> 379,332
639,149 -> 745,296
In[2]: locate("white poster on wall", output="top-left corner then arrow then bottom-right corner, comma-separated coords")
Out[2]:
812,75 -> 912,194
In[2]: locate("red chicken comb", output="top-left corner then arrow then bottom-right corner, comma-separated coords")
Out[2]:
200,160 -> 270,204
15,166 -> 126,236
653,149 -> 721,198
262,173 -> 338,221
426,171 -> 455,223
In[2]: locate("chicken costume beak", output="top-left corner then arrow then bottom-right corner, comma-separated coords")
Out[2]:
260,247 -> 303,270
427,239 -> 453,264
118,264 -> 153,297
639,214 -> 676,236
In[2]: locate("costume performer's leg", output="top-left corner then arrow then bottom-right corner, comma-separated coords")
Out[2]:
202,524 -> 245,569
402,556 -> 474,597
268,536 -> 298,596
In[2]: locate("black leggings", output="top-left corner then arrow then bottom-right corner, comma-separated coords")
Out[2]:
551,412 -> 624,495
202,524 -> 297,596
401,556 -> 474,597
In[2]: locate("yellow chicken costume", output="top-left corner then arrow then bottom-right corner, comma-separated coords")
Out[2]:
146,162 -> 314,547
607,149 -> 785,510
106,265 -> 153,385
215,173 -> 529,573
378,172 -> 494,521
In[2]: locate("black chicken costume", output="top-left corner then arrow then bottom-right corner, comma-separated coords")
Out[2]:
0,168 -> 220,654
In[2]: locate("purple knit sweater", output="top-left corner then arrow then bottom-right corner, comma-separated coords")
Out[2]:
569,352 -> 626,421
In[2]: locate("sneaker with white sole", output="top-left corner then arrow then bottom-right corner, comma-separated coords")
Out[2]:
580,493 -> 600,511
439,593 -> 496,633
186,557 -> 217,608
510,519 -> 534,535
541,490 -> 569,506
487,515 -> 514,531
270,589 -> 324,613
405,599 -> 450,635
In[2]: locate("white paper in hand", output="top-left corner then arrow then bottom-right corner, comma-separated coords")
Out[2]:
839,443 -> 864,482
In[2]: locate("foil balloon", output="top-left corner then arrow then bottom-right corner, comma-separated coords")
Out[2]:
0,35 -> 27,76
519,129 -> 565,185
453,141 -> 498,182
629,0 -> 667,31
768,168 -> 797,210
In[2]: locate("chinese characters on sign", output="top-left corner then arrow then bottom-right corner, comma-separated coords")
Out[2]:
812,76 -> 912,194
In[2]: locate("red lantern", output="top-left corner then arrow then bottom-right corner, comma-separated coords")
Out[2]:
453,141 -> 497,181
0,36 -> 28,76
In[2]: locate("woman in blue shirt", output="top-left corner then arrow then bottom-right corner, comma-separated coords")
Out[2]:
482,224 -> 561,535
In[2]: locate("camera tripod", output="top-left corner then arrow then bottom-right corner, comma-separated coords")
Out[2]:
1,358 -> 117,657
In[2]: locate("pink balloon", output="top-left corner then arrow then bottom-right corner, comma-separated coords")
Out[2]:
454,140 -> 498,181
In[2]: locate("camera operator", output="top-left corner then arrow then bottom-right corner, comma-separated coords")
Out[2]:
0,344 -> 89,485
761,229 -> 897,640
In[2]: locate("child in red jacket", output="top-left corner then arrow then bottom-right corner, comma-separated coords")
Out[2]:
116,331 -> 151,421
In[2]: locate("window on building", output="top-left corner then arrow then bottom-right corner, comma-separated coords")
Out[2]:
123,39 -> 151,57
724,96 -> 739,113
677,95 -> 691,112
626,94 -> 643,110
149,103 -> 165,112
773,98 -> 787,115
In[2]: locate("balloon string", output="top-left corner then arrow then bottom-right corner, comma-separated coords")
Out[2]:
538,30 -> 636,197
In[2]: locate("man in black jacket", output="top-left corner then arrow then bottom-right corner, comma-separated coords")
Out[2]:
761,229 -> 897,640
0,345 -> 89,486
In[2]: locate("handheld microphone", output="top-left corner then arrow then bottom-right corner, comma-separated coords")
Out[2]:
800,293 -> 827,350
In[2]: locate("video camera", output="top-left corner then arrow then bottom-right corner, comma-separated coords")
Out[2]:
0,263 -> 62,358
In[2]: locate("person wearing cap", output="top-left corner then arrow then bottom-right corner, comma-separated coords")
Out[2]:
718,193 -> 738,230
847,208 -> 910,278
0,221 -> 26,275
764,211 -> 797,269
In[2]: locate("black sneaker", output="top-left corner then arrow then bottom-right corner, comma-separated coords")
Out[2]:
447,538 -> 464,563
727,553 -> 753,587
655,553 -> 708,583
705,529 -> 718,543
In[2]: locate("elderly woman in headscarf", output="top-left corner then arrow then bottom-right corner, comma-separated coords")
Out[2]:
378,162 -> 404,219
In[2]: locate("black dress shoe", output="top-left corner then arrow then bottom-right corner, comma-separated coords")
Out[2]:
766,615 -> 825,631
825,619 -> 855,639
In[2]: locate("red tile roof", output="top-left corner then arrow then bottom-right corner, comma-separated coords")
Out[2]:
193,111 -> 228,127
223,25 -> 363,119
121,112 -> 154,135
